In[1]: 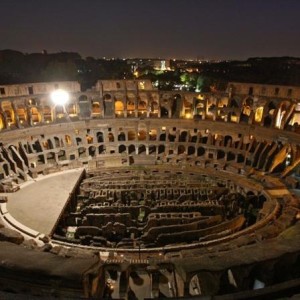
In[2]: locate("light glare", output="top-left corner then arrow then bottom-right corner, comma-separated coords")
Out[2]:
51,90 -> 69,106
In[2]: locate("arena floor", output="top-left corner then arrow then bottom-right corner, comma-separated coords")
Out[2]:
6,168 -> 83,235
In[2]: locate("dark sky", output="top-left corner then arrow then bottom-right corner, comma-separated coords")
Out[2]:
1,0 -> 300,60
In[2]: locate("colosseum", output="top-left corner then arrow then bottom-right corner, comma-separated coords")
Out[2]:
0,79 -> 299,299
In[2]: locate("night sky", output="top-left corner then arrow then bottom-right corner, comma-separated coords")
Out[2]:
1,0 -> 300,60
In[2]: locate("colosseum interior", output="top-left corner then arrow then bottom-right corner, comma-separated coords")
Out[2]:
0,79 -> 300,299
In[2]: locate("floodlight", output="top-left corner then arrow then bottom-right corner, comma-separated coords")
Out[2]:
51,89 -> 69,106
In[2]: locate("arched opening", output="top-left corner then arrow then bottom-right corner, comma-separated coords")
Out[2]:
103,94 -> 111,101
197,147 -> 205,156
58,150 -> 66,161
65,135 -> 72,146
188,146 -> 195,156
224,135 -> 232,147
118,132 -> 126,141
108,133 -> 114,142
128,130 -> 136,141
86,135 -> 93,144
98,145 -> 105,154
118,145 -> 126,154
2,102 -> 15,125
160,107 -> 169,118
54,137 -> 60,148
16,105 -> 27,124
149,145 -> 156,155
138,130 -> 146,141
179,131 -> 188,142
76,137 -> 82,146
158,145 -> 165,154
47,139 -> 54,149
229,99 -> 239,108
227,152 -> 235,161
254,107 -> 264,123
178,145 -> 185,155
127,100 -> 135,116
128,144 -> 135,154
138,100 -> 147,117
43,106 -> 52,122
67,103 -> 77,116
30,107 -> 41,124
150,101 -> 159,117
168,133 -> 176,142
97,132 -> 104,143
55,105 -> 64,119
89,146 -> 96,157
78,147 -> 87,158
92,101 -> 101,117
159,133 -> 166,141
149,129 -> 157,141
217,150 -> 225,159
138,144 -> 146,154
115,100 -> 124,117
199,136 -> 208,144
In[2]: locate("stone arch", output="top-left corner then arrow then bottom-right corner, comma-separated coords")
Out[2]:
158,145 -> 165,154
168,133 -> 176,142
229,99 -> 239,108
224,135 -> 232,147
128,144 -> 135,154
159,133 -> 166,141
97,132 -> 104,143
103,93 -> 112,102
108,132 -> 114,142
160,106 -> 169,118
16,105 -> 27,123
138,144 -> 146,154
115,100 -> 124,117
138,130 -> 146,141
65,135 -> 72,146
88,146 -> 96,157
92,101 -> 101,116
54,136 -> 60,148
118,145 -> 126,154
197,147 -> 205,156
127,100 -> 135,116
179,131 -> 188,142
178,145 -> 185,155
227,151 -> 235,161
67,103 -> 77,115
98,145 -> 105,154
43,106 -> 52,122
217,150 -> 225,159
128,130 -> 136,141
76,137 -> 82,146
138,100 -> 147,117
149,145 -> 156,155
149,129 -> 157,141
150,101 -> 159,116
2,101 -> 15,124
188,146 -> 195,156
118,132 -> 126,141
78,147 -> 87,158
58,150 -> 66,161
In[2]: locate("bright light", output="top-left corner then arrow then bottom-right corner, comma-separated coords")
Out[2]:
51,89 -> 69,106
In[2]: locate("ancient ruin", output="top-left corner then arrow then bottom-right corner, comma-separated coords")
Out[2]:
0,80 -> 299,298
